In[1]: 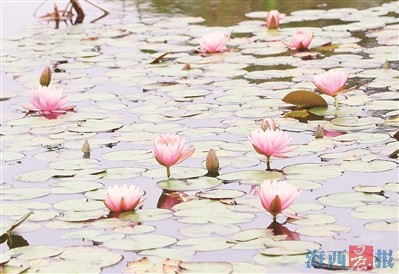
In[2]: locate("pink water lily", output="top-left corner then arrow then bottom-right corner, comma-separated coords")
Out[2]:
266,10 -> 280,29
258,180 -> 301,220
198,32 -> 230,53
261,118 -> 277,131
23,86 -> 75,117
153,134 -> 195,177
313,69 -> 349,108
248,128 -> 295,169
288,29 -> 313,51
104,184 -> 145,213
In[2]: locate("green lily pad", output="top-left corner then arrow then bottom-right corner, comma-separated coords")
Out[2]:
1,187 -> 50,200
176,237 -> 235,251
59,246 -> 122,267
350,205 -> 398,220
218,170 -> 284,184
157,177 -> 221,191
196,189 -> 246,200
179,224 -> 241,238
120,209 -> 173,222
143,167 -> 207,179
283,163 -> 343,181
282,90 -> 328,108
384,182 -> 399,193
317,192 -> 386,207
139,248 -> 195,261
104,234 -> 177,251
290,214 -> 336,225
5,245 -> 63,260
364,221 -> 398,232
179,262 -> 233,273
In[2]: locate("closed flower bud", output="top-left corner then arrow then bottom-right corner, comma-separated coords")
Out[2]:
39,66 -> 52,87
206,148 -> 219,171
314,125 -> 324,139
81,140 -> 90,153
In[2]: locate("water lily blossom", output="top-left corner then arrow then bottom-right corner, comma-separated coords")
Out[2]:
104,184 -> 145,213
266,10 -> 280,29
313,69 -> 350,109
198,32 -> 230,53
23,86 -> 75,117
153,134 -> 195,177
248,128 -> 294,170
258,180 -> 301,221
288,29 -> 313,51
261,118 -> 277,131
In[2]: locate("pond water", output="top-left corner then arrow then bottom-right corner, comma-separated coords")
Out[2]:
1,0 -> 398,273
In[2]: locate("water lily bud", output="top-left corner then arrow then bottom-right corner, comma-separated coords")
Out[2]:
261,118 -> 277,131
81,140 -> 90,153
206,148 -> 219,171
314,124 -> 324,139
182,63 -> 191,70
383,60 -> 390,70
39,66 -> 52,87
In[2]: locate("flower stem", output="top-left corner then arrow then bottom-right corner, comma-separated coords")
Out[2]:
273,215 -> 277,222
166,166 -> 171,178
334,96 -> 339,109
266,156 -> 271,171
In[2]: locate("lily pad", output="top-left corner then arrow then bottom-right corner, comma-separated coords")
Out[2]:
104,234 -> 177,251
282,90 -> 327,108
218,170 -> 284,184
157,177 -> 221,191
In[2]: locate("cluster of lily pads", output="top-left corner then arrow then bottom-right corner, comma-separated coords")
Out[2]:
22,9 -> 354,220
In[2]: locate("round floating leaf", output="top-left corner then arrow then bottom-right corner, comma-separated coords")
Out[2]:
232,229 -> 274,242
51,181 -> 103,194
120,209 -> 173,222
317,192 -> 385,208
1,187 -> 49,200
364,221 -> 398,232
56,210 -> 106,222
0,253 -> 11,264
196,189 -> 246,200
342,160 -> 397,173
179,262 -> 233,273
333,133 -> 390,144
157,177 -> 221,191
13,169 -> 76,183
231,262 -> 266,273
104,234 -> 177,251
139,248 -> 195,261
384,182 -> 399,193
218,170 -> 284,184
350,205 -> 398,220
5,245 -> 63,260
353,185 -> 384,194
29,261 -> 100,274
114,225 -> 155,235
296,224 -> 351,237
143,167 -> 207,179
49,159 -> 99,170
174,207 -> 255,225
176,237 -> 234,251
59,246 -> 123,267
309,106 -> 361,116
262,240 -> 321,255
179,224 -> 241,238
53,199 -> 104,211
290,214 -> 336,225
282,90 -> 327,108
283,163 -> 343,181
60,229 -> 104,240
2,151 -> 24,161
102,149 -> 152,161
